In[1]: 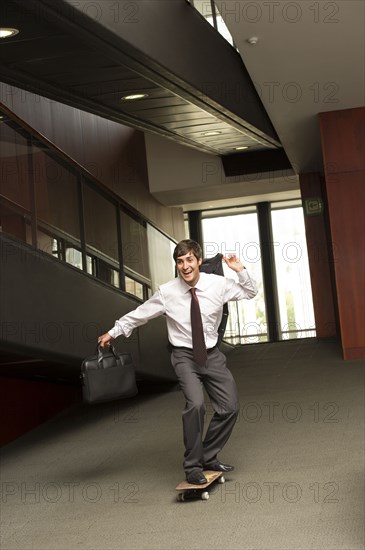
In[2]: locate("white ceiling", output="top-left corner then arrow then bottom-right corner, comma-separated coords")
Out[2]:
150,0 -> 364,211
216,0 -> 365,173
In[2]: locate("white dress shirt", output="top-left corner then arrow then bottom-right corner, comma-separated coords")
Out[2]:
108,269 -> 257,348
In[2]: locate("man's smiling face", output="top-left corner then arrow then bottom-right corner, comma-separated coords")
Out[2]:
176,250 -> 202,287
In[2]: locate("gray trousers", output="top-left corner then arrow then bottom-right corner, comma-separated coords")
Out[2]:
170,347 -> 239,474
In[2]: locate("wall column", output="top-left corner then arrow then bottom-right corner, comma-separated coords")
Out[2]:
319,107 -> 365,360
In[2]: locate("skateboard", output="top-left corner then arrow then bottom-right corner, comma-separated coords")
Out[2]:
175,470 -> 225,501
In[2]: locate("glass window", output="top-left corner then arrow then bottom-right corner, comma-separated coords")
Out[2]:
125,276 -> 144,300
86,254 -> 94,275
120,210 -> 150,280
0,118 -> 31,210
37,228 -> 59,258
95,257 -> 120,288
215,13 -> 234,46
202,209 -> 267,344
184,213 -> 190,239
193,0 -> 215,26
83,184 -> 119,262
191,0 -> 235,46
65,246 -> 83,270
111,268 -> 120,288
147,224 -> 176,292
271,206 -> 316,339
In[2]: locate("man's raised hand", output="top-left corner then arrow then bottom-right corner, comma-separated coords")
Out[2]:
223,254 -> 245,273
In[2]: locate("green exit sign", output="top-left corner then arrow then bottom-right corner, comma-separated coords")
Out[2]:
304,198 -> 323,216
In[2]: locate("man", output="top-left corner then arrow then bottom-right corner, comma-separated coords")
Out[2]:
98,239 -> 257,485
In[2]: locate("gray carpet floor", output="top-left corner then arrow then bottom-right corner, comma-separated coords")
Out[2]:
1,339 -> 364,550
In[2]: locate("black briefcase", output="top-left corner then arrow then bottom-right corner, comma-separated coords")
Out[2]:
81,345 -> 138,404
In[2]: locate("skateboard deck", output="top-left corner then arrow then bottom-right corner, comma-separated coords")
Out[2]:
175,470 -> 225,501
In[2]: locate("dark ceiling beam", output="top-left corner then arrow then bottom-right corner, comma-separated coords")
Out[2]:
0,65 -> 220,156
10,0 -> 280,148
222,149 -> 293,177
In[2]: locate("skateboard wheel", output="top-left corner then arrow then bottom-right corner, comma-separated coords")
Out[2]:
177,493 -> 185,502
218,476 -> 225,484
201,491 -> 209,500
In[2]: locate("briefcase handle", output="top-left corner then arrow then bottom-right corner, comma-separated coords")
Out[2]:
97,343 -> 121,367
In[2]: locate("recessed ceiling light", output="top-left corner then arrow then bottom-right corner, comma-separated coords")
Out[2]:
121,93 -> 148,101
203,131 -> 222,136
0,28 -> 19,39
235,146 -> 249,150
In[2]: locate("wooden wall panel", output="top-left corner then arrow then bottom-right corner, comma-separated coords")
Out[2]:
320,108 -> 365,360
320,107 -> 365,173
299,173 -> 337,338
0,83 -> 185,242
325,171 -> 365,358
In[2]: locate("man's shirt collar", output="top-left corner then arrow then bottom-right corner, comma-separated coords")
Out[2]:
178,272 -> 209,294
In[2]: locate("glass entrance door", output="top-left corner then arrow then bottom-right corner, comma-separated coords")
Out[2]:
202,208 -> 268,344
201,202 -> 316,344
271,205 -> 316,339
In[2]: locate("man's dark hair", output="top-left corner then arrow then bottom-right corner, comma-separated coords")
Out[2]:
173,239 -> 202,262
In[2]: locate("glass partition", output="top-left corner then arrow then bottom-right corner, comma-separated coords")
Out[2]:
83,184 -> 119,262
32,147 -> 82,265
120,210 -> 150,278
33,148 -> 80,240
83,183 -> 120,287
0,201 -> 32,245
147,224 -> 176,293
0,118 -> 31,210
120,210 -> 151,298
0,117 -> 33,244
0,108 -> 177,299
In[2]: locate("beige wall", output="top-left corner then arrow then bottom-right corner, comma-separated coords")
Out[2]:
145,133 -> 300,209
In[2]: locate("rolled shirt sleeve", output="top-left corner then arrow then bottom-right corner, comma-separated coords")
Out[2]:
108,291 -> 166,339
223,268 -> 258,302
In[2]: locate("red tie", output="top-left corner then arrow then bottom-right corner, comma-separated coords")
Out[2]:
190,288 -> 207,366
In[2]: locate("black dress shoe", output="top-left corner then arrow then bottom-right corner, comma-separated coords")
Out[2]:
204,461 -> 234,472
186,470 -> 207,485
